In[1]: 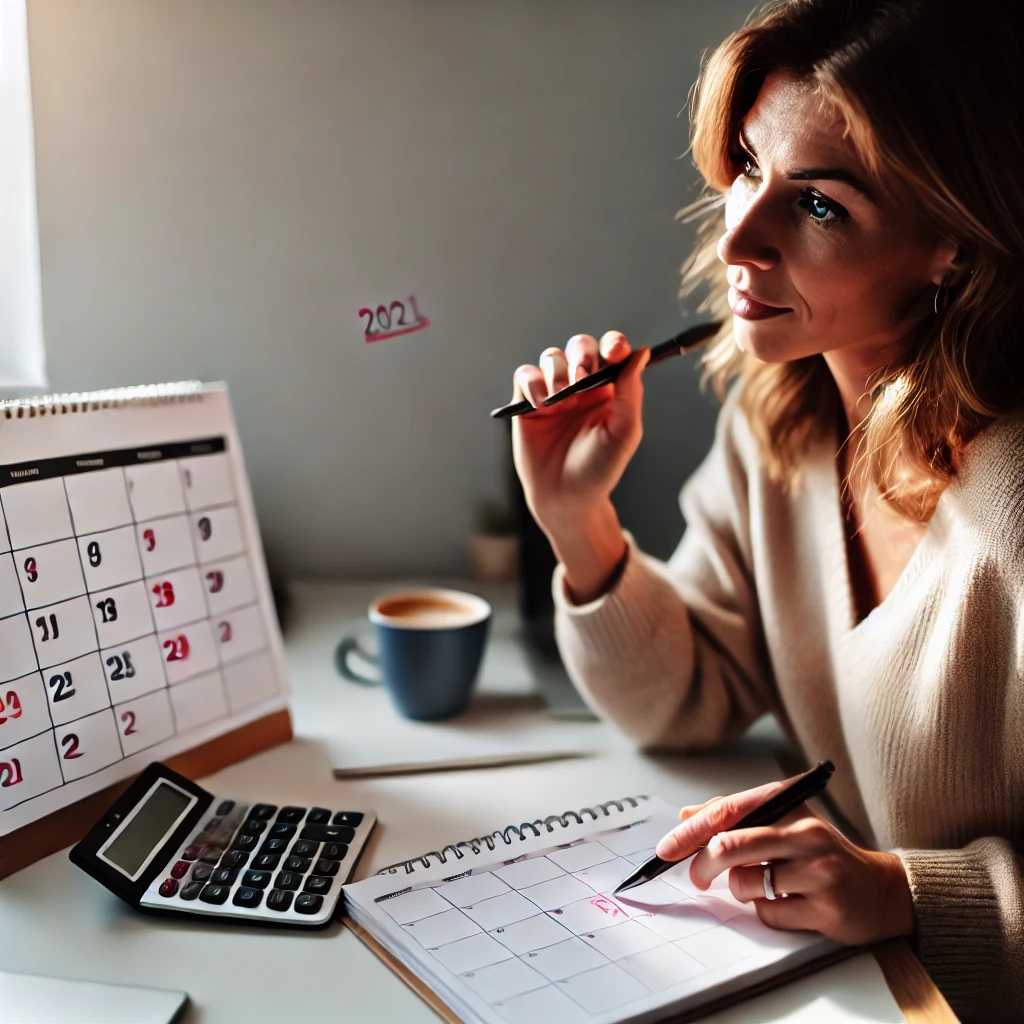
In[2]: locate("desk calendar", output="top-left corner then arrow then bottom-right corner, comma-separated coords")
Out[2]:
0,383 -> 289,844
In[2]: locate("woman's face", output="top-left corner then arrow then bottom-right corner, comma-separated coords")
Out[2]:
718,72 -> 954,366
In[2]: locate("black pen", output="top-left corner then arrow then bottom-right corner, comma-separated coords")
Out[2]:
489,320 -> 722,420
613,760 -> 836,895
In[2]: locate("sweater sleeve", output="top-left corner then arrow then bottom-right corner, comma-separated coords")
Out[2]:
552,387 -> 776,750
894,838 -> 1024,1021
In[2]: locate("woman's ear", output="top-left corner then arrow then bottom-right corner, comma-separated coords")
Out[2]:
931,242 -> 971,287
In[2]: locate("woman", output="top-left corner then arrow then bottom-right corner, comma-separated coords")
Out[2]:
509,1 -> 1023,1019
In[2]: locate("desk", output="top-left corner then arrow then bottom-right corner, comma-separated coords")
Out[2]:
0,581 -> 955,1023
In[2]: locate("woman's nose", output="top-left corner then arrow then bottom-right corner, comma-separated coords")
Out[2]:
717,191 -> 780,272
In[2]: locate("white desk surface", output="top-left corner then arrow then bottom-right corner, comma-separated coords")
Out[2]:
0,580 -> 905,1024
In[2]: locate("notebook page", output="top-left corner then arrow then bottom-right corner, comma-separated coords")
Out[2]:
345,799 -> 837,1024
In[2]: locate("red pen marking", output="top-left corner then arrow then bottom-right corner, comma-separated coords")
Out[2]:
591,896 -> 624,917
360,296 -> 430,343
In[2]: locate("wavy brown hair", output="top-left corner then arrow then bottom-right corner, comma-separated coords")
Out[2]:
680,0 -> 1024,520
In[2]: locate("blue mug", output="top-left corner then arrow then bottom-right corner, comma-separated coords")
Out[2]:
335,588 -> 492,721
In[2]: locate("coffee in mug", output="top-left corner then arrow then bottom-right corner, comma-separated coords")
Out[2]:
335,588 -> 492,721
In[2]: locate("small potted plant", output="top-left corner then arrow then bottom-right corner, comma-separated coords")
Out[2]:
469,497 -> 518,583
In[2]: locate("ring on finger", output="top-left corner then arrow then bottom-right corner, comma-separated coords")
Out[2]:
761,861 -> 788,900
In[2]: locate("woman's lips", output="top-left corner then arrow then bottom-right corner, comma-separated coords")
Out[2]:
728,287 -> 791,321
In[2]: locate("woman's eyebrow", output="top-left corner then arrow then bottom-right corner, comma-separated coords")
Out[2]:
739,127 -> 874,201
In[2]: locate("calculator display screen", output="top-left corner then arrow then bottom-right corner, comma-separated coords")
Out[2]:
100,782 -> 193,878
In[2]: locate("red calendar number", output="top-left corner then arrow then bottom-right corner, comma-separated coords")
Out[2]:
0,691 -> 22,725
218,621 -> 232,643
23,557 -> 38,583
359,294 -> 430,343
61,734 -> 83,759
143,528 -> 156,552
206,570 -> 224,594
0,758 -> 23,787
152,581 -> 175,607
163,635 -> 190,662
121,710 -> 137,736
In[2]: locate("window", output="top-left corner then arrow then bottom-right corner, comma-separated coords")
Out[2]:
0,0 -> 47,391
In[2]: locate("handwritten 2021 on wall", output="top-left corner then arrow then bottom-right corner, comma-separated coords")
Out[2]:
359,295 -> 430,343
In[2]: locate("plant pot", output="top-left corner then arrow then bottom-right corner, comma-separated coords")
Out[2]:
469,532 -> 518,583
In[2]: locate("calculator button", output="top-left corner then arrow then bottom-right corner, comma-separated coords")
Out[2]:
291,840 -> 319,857
170,860 -> 190,879
220,850 -> 249,870
275,871 -> 302,891
295,893 -> 324,915
331,811 -> 364,827
302,875 -> 332,895
199,847 -> 223,863
182,844 -> 202,861
276,806 -> 307,824
313,859 -> 340,877
205,818 -> 223,833
199,884 -> 230,905
266,889 -> 293,912
191,864 -> 213,882
260,838 -> 289,855
242,870 -> 273,889
211,868 -> 238,886
269,823 -> 297,841
232,887 -> 263,908
232,834 -> 259,852
306,808 -> 331,825
250,803 -> 277,820
284,856 -> 312,874
215,800 -> 235,816
300,824 -> 354,844
321,843 -> 348,860
240,819 -> 266,836
158,878 -> 179,898
252,853 -> 281,871
180,881 -> 203,901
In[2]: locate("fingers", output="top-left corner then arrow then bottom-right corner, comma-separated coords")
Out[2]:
540,348 -> 570,395
690,816 -> 832,889
565,335 -> 600,385
727,859 -> 811,902
599,331 -> 632,364
655,778 -> 789,862
513,364 -> 548,409
755,893 -> 818,931
510,331 -> 633,411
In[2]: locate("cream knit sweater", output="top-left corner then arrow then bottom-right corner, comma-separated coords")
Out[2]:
552,385 -> 1023,1022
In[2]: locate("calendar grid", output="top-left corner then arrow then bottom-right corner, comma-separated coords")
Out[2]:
0,431 -> 284,828
0,487 -> 65,803
62,476 -> 121,766
122,463 -> 183,738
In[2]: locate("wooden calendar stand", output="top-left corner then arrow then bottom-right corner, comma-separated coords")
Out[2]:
0,708 -> 291,881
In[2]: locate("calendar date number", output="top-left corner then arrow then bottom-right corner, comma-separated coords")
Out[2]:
0,691 -> 23,725
0,758 -> 24,787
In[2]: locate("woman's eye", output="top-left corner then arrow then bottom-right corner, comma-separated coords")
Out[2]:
741,158 -> 761,180
797,188 -> 847,224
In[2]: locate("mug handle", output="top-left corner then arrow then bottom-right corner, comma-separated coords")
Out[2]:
335,636 -> 381,686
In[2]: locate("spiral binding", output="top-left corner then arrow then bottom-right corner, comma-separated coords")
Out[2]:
0,381 -> 204,420
377,796 -> 650,876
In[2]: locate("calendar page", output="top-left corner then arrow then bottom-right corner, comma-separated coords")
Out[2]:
345,799 -> 836,1024
0,384 -> 289,837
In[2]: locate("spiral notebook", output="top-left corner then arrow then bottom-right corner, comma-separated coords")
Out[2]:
343,796 -> 841,1024
0,382 -> 289,847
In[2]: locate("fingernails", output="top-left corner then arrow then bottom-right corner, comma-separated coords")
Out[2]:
707,833 -> 723,854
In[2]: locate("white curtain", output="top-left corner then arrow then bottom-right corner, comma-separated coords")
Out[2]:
0,0 -> 47,391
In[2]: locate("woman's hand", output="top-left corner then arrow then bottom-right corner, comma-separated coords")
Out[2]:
655,779 -> 916,947
510,332 -> 650,603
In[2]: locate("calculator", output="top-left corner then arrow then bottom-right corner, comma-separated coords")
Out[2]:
69,761 -> 376,928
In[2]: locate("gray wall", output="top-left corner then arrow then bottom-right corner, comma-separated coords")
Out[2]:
25,0 -> 750,576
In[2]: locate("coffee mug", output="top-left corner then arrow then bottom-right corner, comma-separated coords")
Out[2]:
335,587 -> 492,721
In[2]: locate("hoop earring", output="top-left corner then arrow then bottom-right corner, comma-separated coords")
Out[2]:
933,284 -> 942,316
